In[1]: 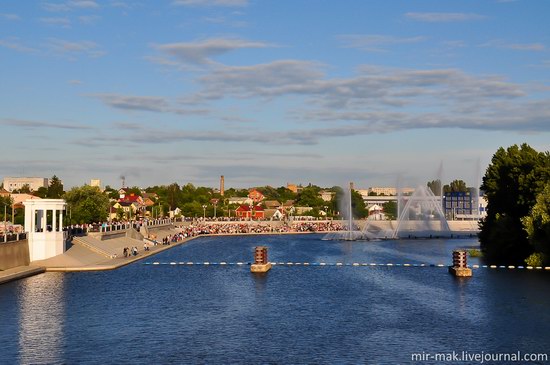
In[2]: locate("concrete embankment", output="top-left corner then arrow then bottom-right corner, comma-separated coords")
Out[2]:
0,239 -> 30,270
0,266 -> 45,285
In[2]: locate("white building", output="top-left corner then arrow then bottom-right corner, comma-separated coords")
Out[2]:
3,177 -> 49,192
367,187 -> 415,196
90,179 -> 102,189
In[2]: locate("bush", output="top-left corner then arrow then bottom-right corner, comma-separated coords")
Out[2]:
468,249 -> 482,258
524,252 -> 546,267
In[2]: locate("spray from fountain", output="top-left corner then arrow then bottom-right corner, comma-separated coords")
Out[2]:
323,182 -> 374,241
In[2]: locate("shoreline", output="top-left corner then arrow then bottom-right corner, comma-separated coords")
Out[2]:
0,230 -> 480,284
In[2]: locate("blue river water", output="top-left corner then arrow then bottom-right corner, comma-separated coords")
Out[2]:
1,234 -> 549,364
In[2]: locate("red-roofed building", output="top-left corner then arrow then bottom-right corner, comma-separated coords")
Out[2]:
235,204 -> 265,219
118,193 -> 145,216
248,189 -> 265,203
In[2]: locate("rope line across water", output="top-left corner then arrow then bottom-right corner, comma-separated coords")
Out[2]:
142,262 -> 550,270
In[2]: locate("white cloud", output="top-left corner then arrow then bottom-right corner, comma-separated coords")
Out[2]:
43,0 -> 99,11
47,38 -> 105,58
405,12 -> 486,22
0,13 -> 20,21
0,38 -> 38,53
153,38 -> 270,65
69,0 -> 99,8
78,15 -> 101,24
337,34 -> 426,52
40,17 -> 71,27
0,118 -> 91,130
172,0 -> 248,7
90,93 -> 208,115
481,39 -> 545,51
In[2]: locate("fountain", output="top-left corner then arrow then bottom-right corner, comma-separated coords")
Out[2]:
361,184 -> 451,239
323,183 -> 374,241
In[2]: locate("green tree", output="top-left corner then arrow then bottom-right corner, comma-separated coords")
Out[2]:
382,201 -> 397,220
295,185 -> 324,208
64,185 -> 110,224
522,183 -> 550,265
13,184 -> 32,194
48,175 -> 64,198
104,186 -> 119,200
0,196 -> 13,221
443,179 -> 468,193
332,186 -> 368,219
427,180 -> 442,196
479,144 -> 550,265
35,186 -> 49,198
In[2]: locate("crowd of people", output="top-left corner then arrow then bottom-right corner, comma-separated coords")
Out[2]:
122,246 -> 138,257
173,221 -> 344,237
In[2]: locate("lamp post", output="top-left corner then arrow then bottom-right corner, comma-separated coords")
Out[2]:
210,198 -> 219,219
202,204 -> 207,219
3,203 -> 7,233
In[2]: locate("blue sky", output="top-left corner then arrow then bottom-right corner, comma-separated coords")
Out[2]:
1,0 -> 549,190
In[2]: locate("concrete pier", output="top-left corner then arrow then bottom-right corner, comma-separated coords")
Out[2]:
251,246 -> 272,273
449,250 -> 472,277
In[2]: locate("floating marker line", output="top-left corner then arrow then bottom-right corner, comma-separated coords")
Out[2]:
142,262 -> 550,271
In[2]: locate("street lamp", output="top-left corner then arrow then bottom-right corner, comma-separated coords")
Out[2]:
210,198 -> 219,219
202,204 -> 207,219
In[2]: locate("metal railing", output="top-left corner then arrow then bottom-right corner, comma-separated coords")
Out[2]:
0,232 -> 27,243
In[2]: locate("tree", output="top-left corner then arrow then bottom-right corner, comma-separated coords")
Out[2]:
48,175 -> 64,198
382,201 -> 397,220
522,183 -> 550,265
0,196 -> 13,222
166,183 -> 181,210
479,144 -> 550,265
427,180 -> 442,196
64,185 -> 110,224
295,185 -> 324,208
13,184 -> 32,194
332,186 -> 368,219
443,179 -> 468,193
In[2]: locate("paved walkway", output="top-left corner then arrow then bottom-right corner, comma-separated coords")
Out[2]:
0,266 -> 46,285
32,236 -> 197,272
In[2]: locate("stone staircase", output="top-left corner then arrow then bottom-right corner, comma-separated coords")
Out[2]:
72,235 -> 144,258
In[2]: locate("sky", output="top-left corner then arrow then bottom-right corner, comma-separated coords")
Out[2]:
1,0 -> 549,190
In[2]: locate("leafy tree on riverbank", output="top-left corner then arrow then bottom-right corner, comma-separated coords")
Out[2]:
332,186 -> 368,219
479,144 -> 550,265
522,183 -> 550,266
64,185 -> 110,224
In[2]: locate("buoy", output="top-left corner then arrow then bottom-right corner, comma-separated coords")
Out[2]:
449,250 -> 473,277
250,246 -> 272,273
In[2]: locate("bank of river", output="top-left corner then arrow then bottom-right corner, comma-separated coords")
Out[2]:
1,234 -> 548,364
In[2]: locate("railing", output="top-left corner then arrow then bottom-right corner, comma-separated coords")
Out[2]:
0,232 -> 27,243
85,218 -> 179,234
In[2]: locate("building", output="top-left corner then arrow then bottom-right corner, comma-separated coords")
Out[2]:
286,183 -> 303,194
90,179 -> 102,189
3,177 -> 48,192
367,187 -> 415,196
443,191 -> 473,219
235,205 -> 265,219
228,197 -> 253,206
248,189 -> 265,203
319,190 -> 334,202
444,190 -> 487,220
263,200 -> 281,209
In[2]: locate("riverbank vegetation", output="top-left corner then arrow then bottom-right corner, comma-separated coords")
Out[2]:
479,144 -> 550,266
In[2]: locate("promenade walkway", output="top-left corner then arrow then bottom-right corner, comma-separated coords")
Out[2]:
0,266 -> 45,285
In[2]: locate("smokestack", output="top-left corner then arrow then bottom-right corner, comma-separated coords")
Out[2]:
350,182 -> 355,191
220,175 -> 225,196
